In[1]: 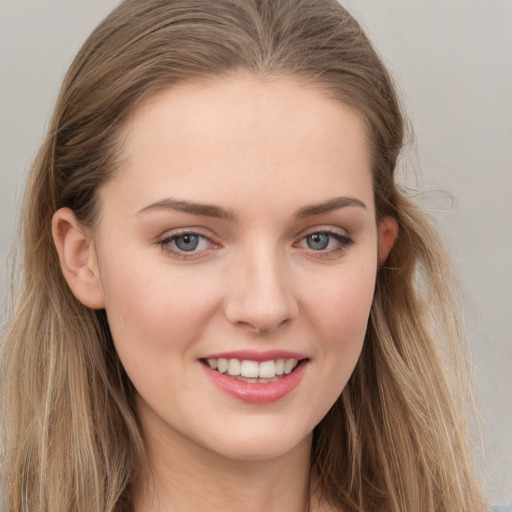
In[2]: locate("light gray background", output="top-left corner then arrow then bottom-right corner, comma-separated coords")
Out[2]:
1,0 -> 510,503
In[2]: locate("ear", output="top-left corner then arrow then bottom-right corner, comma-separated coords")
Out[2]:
378,215 -> 399,264
52,207 -> 105,309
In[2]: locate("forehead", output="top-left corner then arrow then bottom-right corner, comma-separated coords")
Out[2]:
103,74 -> 375,218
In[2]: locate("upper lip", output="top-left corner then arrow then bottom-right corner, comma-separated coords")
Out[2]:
200,350 -> 309,362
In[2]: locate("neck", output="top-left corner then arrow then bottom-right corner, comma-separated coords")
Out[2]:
133,400 -> 314,512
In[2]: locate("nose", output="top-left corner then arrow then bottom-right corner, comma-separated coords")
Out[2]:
224,247 -> 298,334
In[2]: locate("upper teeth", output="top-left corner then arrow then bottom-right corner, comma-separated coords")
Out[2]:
207,358 -> 299,379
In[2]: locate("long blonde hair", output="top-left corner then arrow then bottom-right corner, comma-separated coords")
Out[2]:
1,0 -> 487,510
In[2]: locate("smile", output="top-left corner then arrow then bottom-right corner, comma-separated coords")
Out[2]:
200,353 -> 309,404
204,358 -> 300,382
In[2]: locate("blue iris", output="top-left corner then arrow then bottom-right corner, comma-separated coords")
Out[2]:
174,234 -> 200,251
307,233 -> 330,250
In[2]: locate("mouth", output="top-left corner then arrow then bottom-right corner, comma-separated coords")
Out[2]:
200,357 -> 307,383
199,353 -> 309,404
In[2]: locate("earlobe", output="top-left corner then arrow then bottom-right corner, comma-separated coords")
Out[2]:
52,207 -> 105,309
378,216 -> 399,265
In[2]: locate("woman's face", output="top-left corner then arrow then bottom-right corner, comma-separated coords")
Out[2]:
88,75 -> 393,462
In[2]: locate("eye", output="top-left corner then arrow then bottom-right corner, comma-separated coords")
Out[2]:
295,229 -> 353,257
157,230 -> 218,258
174,233 -> 203,252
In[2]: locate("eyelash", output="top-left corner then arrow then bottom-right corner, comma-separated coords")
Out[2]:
156,229 -> 218,260
293,228 -> 354,259
156,228 -> 354,260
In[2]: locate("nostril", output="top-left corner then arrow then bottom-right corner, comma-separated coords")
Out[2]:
247,316 -> 292,335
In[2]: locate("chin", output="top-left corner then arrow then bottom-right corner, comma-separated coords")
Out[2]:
211,441 -> 309,463
198,421 -> 314,463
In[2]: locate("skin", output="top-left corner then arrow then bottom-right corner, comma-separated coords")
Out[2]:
53,74 -> 397,512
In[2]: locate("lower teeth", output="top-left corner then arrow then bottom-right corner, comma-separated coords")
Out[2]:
232,375 -> 282,384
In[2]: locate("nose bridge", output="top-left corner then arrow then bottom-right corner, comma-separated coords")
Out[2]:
225,240 -> 297,333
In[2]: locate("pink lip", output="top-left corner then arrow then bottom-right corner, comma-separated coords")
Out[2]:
201,350 -> 308,362
200,359 -> 309,404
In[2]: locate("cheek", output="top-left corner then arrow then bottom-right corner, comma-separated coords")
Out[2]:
302,257 -> 377,397
99,256 -> 223,359
308,261 -> 377,341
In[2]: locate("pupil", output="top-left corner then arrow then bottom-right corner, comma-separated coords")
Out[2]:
175,234 -> 199,251
307,233 -> 329,250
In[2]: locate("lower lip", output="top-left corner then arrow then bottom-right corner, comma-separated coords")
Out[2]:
200,361 -> 308,404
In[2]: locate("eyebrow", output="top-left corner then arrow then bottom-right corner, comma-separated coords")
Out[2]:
295,196 -> 367,218
136,198 -> 237,220
136,195 -> 366,220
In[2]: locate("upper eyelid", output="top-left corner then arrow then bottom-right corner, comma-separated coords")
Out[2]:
295,226 -> 354,245
157,227 -> 217,241
297,225 -> 351,238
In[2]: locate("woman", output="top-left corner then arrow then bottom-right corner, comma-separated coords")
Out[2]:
0,0 -> 492,510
